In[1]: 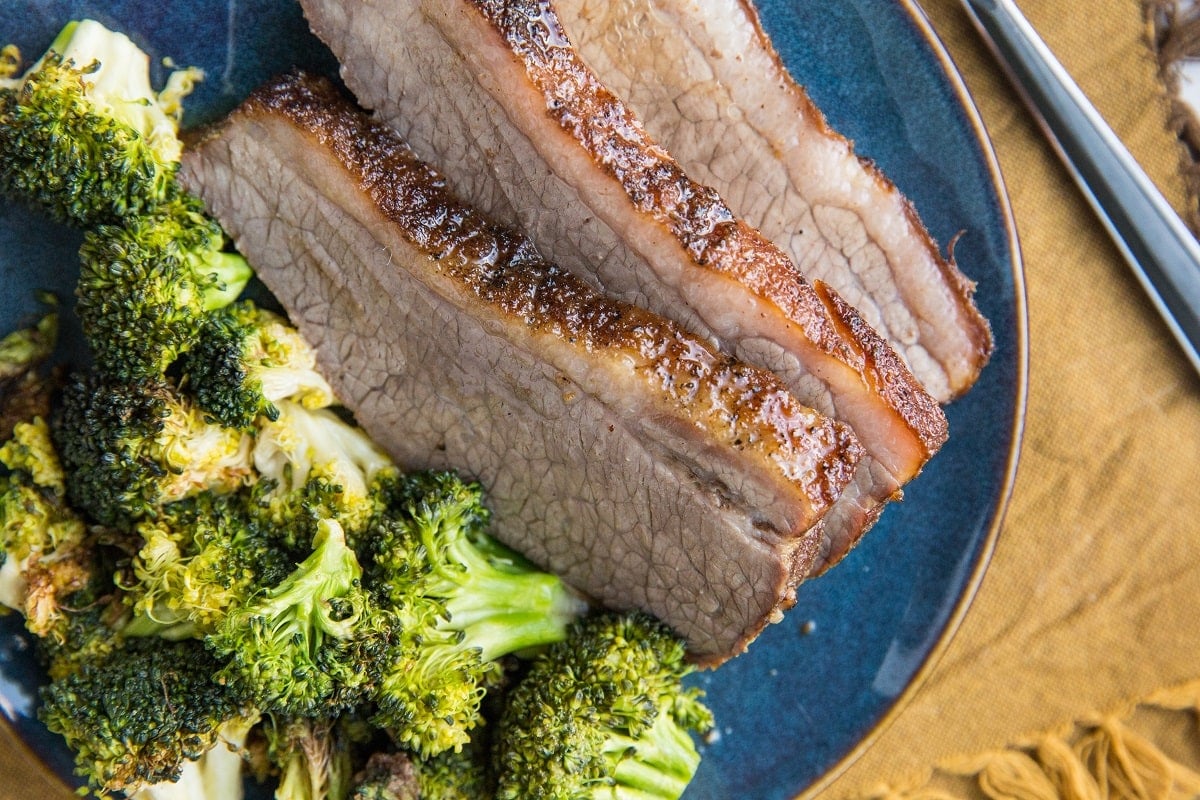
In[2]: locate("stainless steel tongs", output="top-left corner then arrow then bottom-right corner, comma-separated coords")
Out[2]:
960,0 -> 1200,377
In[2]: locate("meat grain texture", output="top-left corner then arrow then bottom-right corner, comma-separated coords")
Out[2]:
181,73 -> 864,665
555,0 -> 993,402
298,0 -> 950,573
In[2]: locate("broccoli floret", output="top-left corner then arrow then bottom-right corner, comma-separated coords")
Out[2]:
124,491 -> 294,638
493,612 -> 713,800
39,636 -> 257,797
251,401 -> 397,548
207,518 -> 379,717
349,745 -> 494,800
128,711 -> 258,800
365,471 -> 586,757
0,418 -> 95,639
1,415 -> 66,492
76,194 -> 253,382
181,300 -> 336,431
414,740 -> 496,800
349,752 -> 419,800
55,373 -> 255,528
0,294 -> 64,442
0,19 -> 202,226
35,577 -> 127,682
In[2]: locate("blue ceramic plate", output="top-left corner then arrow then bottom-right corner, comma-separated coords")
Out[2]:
0,1 -> 1026,798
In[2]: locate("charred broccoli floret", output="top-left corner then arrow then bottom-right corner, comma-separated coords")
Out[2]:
0,417 -> 93,639
493,612 -> 712,800
250,401 -> 397,548
54,373 -> 255,528
180,300 -> 335,431
0,19 -> 201,225
364,471 -> 586,757
76,194 -> 253,382
38,636 -> 257,797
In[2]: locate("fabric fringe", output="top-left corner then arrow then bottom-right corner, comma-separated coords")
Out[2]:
1143,0 -> 1200,231
859,681 -> 1200,800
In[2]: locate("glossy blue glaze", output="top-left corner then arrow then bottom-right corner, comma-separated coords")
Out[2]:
0,1 -> 1024,797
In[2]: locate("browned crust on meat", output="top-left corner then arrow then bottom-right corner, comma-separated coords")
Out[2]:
467,0 -> 948,456
815,282 -> 949,456
238,72 -> 864,529
735,0 -> 994,395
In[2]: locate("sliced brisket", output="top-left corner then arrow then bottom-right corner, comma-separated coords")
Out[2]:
299,0 -> 949,572
555,0 -> 993,402
180,73 -> 863,665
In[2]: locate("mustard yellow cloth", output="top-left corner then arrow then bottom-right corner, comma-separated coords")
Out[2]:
814,0 -> 1200,796
2,1 -> 1199,798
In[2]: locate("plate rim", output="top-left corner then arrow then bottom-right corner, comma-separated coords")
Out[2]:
0,1 -> 1029,796
794,1 -> 1029,796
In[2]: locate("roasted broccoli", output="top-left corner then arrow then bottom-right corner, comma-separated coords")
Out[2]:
124,491 -> 293,638
0,294 -> 63,441
349,752 -> 419,800
250,401 -> 397,548
265,715 -> 368,800
208,517 -> 378,718
54,373 -> 255,528
39,636 -> 258,797
347,744 -> 495,800
181,300 -> 335,431
413,739 -> 496,800
76,194 -> 253,382
0,417 -> 93,639
0,19 -> 201,225
493,612 -> 712,800
364,471 -> 587,757
0,415 -> 125,675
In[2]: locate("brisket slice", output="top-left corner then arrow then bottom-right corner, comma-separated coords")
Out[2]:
299,0 -> 949,572
555,0 -> 993,403
180,73 -> 863,665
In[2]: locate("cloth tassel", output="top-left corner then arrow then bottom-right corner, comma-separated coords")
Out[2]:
1035,733 -> 1102,800
857,680 -> 1200,800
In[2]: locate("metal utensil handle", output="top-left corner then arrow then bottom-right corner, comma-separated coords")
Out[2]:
962,0 -> 1200,376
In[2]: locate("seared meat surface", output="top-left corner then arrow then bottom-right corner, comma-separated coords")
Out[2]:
299,0 -> 949,572
181,73 -> 863,664
556,0 -> 993,402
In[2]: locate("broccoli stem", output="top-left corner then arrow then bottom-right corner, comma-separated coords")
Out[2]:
604,711 -> 702,800
443,569 -> 586,662
199,252 -> 254,312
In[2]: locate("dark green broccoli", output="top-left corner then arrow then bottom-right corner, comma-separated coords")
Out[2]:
76,194 -> 253,382
180,299 -> 335,431
207,517 -> 379,718
124,491 -> 294,638
0,19 -> 201,226
54,373 -> 256,529
250,401 -> 398,549
38,636 -> 258,797
364,471 -> 587,757
492,612 -> 713,800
